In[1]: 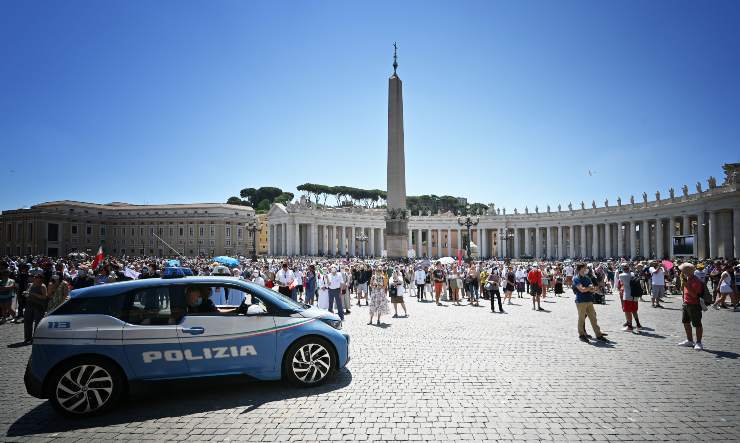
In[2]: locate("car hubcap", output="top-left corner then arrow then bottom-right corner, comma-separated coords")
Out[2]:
56,364 -> 113,414
292,343 -> 331,383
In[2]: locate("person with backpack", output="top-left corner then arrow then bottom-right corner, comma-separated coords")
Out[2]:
677,262 -> 707,351
618,263 -> 644,332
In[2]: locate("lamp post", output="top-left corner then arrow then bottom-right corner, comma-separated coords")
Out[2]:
457,214 -> 480,260
246,220 -> 261,261
501,227 -> 515,259
355,231 -> 369,257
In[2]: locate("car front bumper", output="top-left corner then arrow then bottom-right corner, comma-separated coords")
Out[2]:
24,360 -> 45,399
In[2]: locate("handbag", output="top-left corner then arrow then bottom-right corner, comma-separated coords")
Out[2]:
389,285 -> 398,297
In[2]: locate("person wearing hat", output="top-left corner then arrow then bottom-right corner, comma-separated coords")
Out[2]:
677,262 -> 706,350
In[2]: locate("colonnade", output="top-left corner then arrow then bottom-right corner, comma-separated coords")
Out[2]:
267,206 -> 740,259
269,223 -> 385,257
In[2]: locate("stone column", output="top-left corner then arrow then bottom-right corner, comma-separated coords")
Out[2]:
545,227 -> 553,259
734,208 -> 740,259
567,226 -> 574,258
457,228 -> 462,252
321,225 -> 329,255
437,229 -> 443,258
592,224 -> 598,258
338,226 -> 345,256
407,231 -> 413,252
294,223 -> 300,256
683,215 -> 691,235
268,225 -> 274,255
696,212 -> 706,259
369,227 -> 375,257
604,223 -> 611,258
427,229 -> 432,258
655,219 -> 663,259
447,228 -> 452,256
416,229 -> 422,257
310,224 -> 318,255
617,222 -> 624,258
524,228 -> 531,257
514,228 -> 520,258
350,227 -> 356,256
580,225 -> 587,257
557,226 -> 564,259
534,227 -> 541,258
709,211 -> 719,259
628,221 -> 636,259
642,220 -> 649,258
380,229 -> 385,255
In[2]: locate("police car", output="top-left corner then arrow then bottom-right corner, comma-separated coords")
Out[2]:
24,271 -> 350,416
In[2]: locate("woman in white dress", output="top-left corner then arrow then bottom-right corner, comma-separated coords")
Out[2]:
368,267 -> 390,325
317,270 -> 330,310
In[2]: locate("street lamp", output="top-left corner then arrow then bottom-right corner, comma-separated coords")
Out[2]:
246,220 -> 261,260
355,231 -> 369,257
457,214 -> 480,260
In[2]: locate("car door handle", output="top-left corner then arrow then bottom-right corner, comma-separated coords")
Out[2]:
182,327 -> 205,335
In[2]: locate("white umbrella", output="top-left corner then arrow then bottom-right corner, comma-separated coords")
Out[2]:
438,257 -> 456,265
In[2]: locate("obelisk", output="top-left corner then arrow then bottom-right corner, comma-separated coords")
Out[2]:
384,43 -> 409,258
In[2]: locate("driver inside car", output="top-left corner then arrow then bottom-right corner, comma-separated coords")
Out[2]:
185,286 -> 237,314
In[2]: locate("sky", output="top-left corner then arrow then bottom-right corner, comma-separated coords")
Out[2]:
1,0 -> 739,212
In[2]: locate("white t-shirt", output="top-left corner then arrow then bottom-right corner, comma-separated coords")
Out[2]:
564,266 -> 574,277
618,272 -> 633,300
276,269 -> 295,286
414,269 -> 426,284
649,267 -> 664,286
328,273 -> 344,289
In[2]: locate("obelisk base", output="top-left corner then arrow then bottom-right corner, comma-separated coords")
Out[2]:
385,233 -> 409,258
385,218 -> 409,258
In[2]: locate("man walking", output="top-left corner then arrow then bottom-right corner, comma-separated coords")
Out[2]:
327,266 -> 345,320
649,261 -> 665,308
618,263 -> 643,332
677,262 -> 705,350
527,264 -> 544,311
573,263 -> 608,343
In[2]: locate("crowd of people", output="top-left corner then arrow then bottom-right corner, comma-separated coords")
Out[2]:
0,252 -> 737,348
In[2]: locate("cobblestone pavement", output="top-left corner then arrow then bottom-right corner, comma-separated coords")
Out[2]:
1,288 -> 739,442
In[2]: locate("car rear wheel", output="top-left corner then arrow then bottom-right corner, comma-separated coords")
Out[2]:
284,337 -> 335,386
48,357 -> 124,417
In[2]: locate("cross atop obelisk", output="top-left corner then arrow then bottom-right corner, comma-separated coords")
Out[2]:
385,43 -> 409,257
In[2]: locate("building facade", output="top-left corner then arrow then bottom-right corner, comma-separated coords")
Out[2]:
0,200 -> 256,257
267,165 -> 740,260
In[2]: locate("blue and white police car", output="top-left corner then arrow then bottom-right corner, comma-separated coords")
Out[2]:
24,271 -> 350,416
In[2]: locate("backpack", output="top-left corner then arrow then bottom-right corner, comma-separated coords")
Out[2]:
629,276 -> 643,298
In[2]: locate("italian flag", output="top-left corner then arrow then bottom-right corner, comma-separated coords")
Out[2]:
91,246 -> 105,270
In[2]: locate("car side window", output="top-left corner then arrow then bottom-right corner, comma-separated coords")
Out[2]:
180,284 -> 270,317
124,287 -> 185,326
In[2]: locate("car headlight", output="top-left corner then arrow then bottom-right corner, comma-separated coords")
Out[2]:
320,318 -> 343,330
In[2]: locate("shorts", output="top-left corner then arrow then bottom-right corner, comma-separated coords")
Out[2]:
390,296 -> 404,304
651,285 -> 665,300
681,303 -> 702,327
622,299 -> 638,313
297,285 -> 304,294
434,282 -> 444,294
530,284 -> 542,296
357,283 -> 368,293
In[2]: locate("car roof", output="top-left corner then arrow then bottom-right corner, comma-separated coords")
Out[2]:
70,276 -> 252,299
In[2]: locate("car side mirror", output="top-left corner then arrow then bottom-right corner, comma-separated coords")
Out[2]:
246,304 -> 266,315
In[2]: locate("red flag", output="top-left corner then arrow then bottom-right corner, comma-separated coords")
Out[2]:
91,246 -> 105,270
457,249 -> 463,266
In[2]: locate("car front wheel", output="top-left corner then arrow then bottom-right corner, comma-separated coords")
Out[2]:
48,357 -> 124,417
284,337 -> 335,386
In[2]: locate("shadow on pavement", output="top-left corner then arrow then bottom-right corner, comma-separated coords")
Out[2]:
6,369 -> 352,437
703,349 -> 739,359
